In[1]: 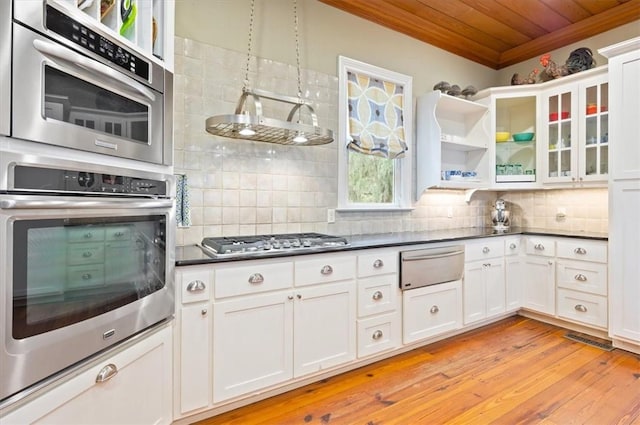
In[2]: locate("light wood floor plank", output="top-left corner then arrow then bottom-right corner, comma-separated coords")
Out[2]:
194,316 -> 640,425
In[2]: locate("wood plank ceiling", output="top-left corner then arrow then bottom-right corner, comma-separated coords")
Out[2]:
318,0 -> 640,69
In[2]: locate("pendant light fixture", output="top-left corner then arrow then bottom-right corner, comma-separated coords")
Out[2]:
205,0 -> 334,146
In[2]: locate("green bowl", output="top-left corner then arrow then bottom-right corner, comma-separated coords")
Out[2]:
513,132 -> 534,142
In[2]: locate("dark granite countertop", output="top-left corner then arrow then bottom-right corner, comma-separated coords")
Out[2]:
175,227 -> 607,266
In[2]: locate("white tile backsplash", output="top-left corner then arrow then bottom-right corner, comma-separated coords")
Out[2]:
173,37 -> 608,246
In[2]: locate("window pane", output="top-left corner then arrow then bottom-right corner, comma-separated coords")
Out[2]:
348,151 -> 394,204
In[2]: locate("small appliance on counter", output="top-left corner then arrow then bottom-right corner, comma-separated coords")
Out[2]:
491,198 -> 510,230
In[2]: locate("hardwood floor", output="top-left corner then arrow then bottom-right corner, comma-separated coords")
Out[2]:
194,317 -> 640,425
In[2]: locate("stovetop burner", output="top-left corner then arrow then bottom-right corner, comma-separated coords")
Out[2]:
200,233 -> 350,258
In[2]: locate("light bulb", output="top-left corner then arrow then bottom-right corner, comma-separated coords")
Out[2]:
239,126 -> 256,136
293,132 -> 307,143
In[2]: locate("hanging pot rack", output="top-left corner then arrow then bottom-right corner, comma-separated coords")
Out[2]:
205,0 -> 334,146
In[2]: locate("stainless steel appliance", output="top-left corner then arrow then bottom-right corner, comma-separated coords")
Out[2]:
400,245 -> 465,290
0,152 -> 175,404
3,0 -> 172,165
199,233 -> 350,258
491,198 -> 511,230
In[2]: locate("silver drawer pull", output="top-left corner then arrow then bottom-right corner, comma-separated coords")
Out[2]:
248,273 -> 264,284
186,280 -> 206,293
96,364 -> 118,383
509,243 -> 517,249
574,304 -> 588,313
534,243 -> 545,250
372,291 -> 383,301
574,274 -> 588,282
201,309 -> 208,316
113,231 -> 125,237
82,251 -> 93,258
482,247 -> 490,253
574,247 -> 587,255
430,305 -> 439,314
373,259 -> 384,268
320,265 -> 333,275
372,330 -> 383,340
82,273 -> 92,280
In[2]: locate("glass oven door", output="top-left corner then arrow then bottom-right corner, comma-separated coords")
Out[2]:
0,195 -> 174,403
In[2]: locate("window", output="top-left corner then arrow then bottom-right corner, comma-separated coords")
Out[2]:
337,56 -> 413,210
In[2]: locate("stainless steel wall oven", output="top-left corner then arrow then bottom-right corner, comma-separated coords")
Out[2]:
0,151 -> 175,405
2,0 -> 172,165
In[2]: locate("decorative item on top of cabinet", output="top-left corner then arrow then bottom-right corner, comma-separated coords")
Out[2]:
416,90 -> 490,196
541,66 -> 608,185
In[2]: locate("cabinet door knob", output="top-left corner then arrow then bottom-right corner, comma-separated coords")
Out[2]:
534,243 -> 545,251
373,259 -> 384,268
548,260 -> 553,265
248,273 -> 264,284
430,305 -> 439,314
574,247 -> 587,255
96,363 -> 118,383
186,280 -> 206,292
201,308 -> 208,316
509,243 -> 517,249
320,265 -> 333,275
482,247 -> 490,253
372,291 -> 383,301
288,295 -> 294,300
296,294 -> 302,299
574,304 -> 588,313
372,330 -> 383,340
574,273 -> 588,282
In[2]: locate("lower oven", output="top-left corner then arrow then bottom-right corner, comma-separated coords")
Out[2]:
400,245 -> 465,290
0,157 -> 175,404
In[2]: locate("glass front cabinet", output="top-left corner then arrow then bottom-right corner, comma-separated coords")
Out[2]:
541,68 -> 608,184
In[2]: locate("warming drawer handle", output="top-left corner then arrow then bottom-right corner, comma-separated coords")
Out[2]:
574,304 -> 588,313
320,265 -> 333,275
95,364 -> 118,383
373,259 -> 384,268
186,280 -> 206,293
402,250 -> 464,262
248,273 -> 265,284
574,274 -> 588,282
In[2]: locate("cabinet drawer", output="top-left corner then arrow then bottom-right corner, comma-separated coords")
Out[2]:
504,237 -> 522,256
357,251 -> 398,277
465,239 -> 504,262
556,239 -> 607,263
557,260 -> 607,296
67,264 -> 105,289
215,260 -> 293,298
358,275 -> 399,318
179,266 -> 213,303
67,243 -> 105,265
67,227 -> 105,243
525,237 -> 556,257
294,254 -> 356,287
357,312 -> 401,358
557,288 -> 607,329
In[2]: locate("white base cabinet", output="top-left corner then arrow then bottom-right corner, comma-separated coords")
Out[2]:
2,323 -> 172,425
504,237 -> 523,311
522,237 -> 556,315
463,239 -> 506,325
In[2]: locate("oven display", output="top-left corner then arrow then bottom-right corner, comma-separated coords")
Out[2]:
12,216 -> 167,339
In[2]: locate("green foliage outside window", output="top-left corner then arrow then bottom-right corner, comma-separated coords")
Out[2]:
348,150 -> 394,204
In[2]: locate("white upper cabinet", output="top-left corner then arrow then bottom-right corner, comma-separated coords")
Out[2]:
415,90 -> 490,195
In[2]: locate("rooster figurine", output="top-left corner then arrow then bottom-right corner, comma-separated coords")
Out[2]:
511,68 -> 538,85
539,53 -> 569,81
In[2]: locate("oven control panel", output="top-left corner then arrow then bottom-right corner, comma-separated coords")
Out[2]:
13,165 -> 168,197
44,4 -> 150,82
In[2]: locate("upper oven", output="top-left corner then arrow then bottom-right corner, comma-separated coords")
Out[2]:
6,0 -> 172,165
0,151 -> 175,405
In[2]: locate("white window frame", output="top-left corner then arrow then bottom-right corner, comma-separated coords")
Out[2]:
337,56 -> 413,211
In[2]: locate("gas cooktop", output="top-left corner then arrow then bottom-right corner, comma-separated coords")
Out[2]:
199,233 -> 350,258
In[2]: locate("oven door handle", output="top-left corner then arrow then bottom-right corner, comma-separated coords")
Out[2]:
0,198 -> 173,209
32,39 -> 156,103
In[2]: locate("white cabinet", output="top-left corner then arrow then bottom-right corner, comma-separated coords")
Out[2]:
556,239 -> 608,329
504,236 -> 523,311
541,67 -> 609,184
355,250 -> 401,358
522,237 -> 556,315
601,36 -> 640,353
174,266 -> 213,416
416,90 -> 490,194
211,253 -> 356,403
56,0 -> 175,68
463,239 -> 506,324
403,280 -> 463,343
2,323 -> 172,425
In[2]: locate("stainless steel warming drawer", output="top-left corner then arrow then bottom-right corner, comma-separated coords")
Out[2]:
400,245 -> 465,290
